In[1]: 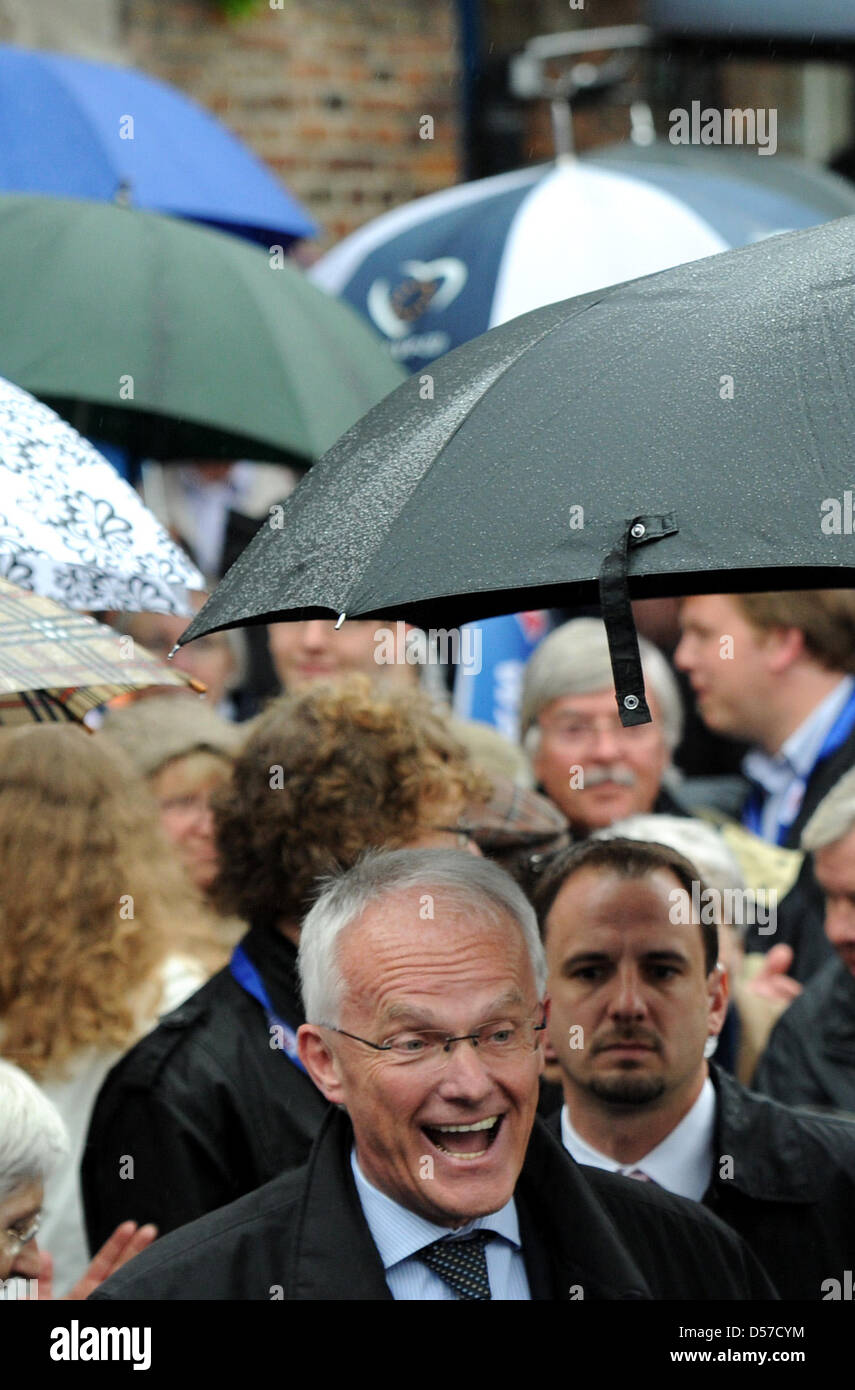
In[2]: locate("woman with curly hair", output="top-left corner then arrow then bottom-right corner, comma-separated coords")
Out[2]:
83,675 -> 490,1249
0,725 -> 223,1295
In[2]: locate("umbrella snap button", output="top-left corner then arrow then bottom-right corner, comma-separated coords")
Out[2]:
630,522 -> 646,539
623,694 -> 640,710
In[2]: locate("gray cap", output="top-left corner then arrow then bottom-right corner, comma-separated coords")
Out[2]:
99,694 -> 244,780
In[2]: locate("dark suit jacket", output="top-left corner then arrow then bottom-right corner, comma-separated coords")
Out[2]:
89,1108 -> 776,1300
753,957 -> 855,1116
549,1063 -> 855,1299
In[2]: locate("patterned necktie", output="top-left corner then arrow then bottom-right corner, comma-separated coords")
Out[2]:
416,1230 -> 494,1300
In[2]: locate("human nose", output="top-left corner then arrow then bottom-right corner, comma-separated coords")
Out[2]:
301,620 -> 330,651
586,723 -> 623,759
434,1036 -> 495,1102
11,1236 -> 42,1280
607,965 -> 648,1021
673,631 -> 694,671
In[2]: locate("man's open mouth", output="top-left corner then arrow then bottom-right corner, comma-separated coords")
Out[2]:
422,1114 -> 503,1160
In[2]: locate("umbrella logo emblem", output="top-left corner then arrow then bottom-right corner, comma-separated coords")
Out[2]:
367,258 -> 468,339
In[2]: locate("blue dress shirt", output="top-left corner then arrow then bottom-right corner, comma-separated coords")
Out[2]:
350,1149 -> 531,1300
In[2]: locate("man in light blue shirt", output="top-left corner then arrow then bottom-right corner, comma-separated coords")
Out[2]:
675,591 -> 855,850
676,590 -> 855,979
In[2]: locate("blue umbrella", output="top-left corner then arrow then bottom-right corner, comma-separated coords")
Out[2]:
0,44 -> 316,246
313,142 -> 855,373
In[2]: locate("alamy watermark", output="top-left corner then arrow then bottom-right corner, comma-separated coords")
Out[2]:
821,493 -> 855,534
670,882 -> 777,935
374,621 -> 482,675
0,1276 -> 38,1299
669,102 -> 777,156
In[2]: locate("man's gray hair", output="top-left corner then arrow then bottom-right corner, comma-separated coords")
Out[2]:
298,849 -> 548,1026
802,766 -> 855,852
520,618 -> 683,756
0,1060 -> 69,1202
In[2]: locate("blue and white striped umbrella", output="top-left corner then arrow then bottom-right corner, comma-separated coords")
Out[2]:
313,144 -> 855,375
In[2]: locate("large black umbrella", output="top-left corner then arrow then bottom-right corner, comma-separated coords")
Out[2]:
177,216 -> 855,724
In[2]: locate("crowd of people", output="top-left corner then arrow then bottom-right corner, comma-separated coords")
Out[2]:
3,585 -> 855,1301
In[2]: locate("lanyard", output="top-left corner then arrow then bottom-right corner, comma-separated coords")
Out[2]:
229,943 -> 308,1075
743,686 -> 855,845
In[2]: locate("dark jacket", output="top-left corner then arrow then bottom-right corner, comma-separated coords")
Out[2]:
81,923 -> 329,1251
548,1063 -> 855,1299
752,957 -> 855,1116
89,1107 -> 776,1301
781,721 -> 855,850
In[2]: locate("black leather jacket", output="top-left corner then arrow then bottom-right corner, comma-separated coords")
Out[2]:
81,922 -> 329,1252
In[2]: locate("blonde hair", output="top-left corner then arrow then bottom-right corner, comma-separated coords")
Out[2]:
0,726 -> 224,1080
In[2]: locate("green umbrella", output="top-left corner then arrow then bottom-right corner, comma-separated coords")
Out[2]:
0,194 -> 404,463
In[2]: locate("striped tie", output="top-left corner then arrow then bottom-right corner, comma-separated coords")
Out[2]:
416,1230 -> 494,1300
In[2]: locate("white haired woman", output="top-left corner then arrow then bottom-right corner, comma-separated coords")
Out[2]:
0,1059 -> 154,1299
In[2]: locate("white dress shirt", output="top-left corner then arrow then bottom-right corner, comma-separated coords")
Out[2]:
350,1149 -> 531,1300
742,676 -> 855,844
559,1078 -> 716,1202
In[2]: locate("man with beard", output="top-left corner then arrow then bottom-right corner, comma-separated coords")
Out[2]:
519,619 -> 685,837
536,837 -> 855,1300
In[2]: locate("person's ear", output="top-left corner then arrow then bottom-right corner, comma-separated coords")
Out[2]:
297,1024 -> 347,1105
762,625 -> 805,676
705,962 -> 730,1038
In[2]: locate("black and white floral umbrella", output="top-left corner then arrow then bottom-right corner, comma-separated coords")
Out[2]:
0,376 -> 202,612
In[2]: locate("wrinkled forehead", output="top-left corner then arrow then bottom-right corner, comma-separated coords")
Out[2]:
336,889 -> 535,1019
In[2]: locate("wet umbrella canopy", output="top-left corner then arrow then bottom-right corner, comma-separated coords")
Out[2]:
0,195 -> 404,464
0,44 -> 317,247
179,216 -> 855,724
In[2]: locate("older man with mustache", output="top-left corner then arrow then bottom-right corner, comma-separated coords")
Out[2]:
520,619 -> 685,838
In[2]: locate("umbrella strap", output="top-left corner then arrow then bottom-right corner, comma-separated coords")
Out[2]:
598,512 -> 678,728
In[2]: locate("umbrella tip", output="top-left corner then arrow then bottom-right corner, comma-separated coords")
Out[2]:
335,612 -> 346,630
167,643 -> 180,661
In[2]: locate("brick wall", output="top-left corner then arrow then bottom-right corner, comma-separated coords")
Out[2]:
124,0 -> 462,251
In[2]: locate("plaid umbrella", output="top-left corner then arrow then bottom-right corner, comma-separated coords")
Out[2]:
0,577 -> 201,725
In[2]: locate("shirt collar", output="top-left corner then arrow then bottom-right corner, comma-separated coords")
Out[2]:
350,1147 -> 522,1272
560,1078 -> 716,1202
743,676 -> 855,791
